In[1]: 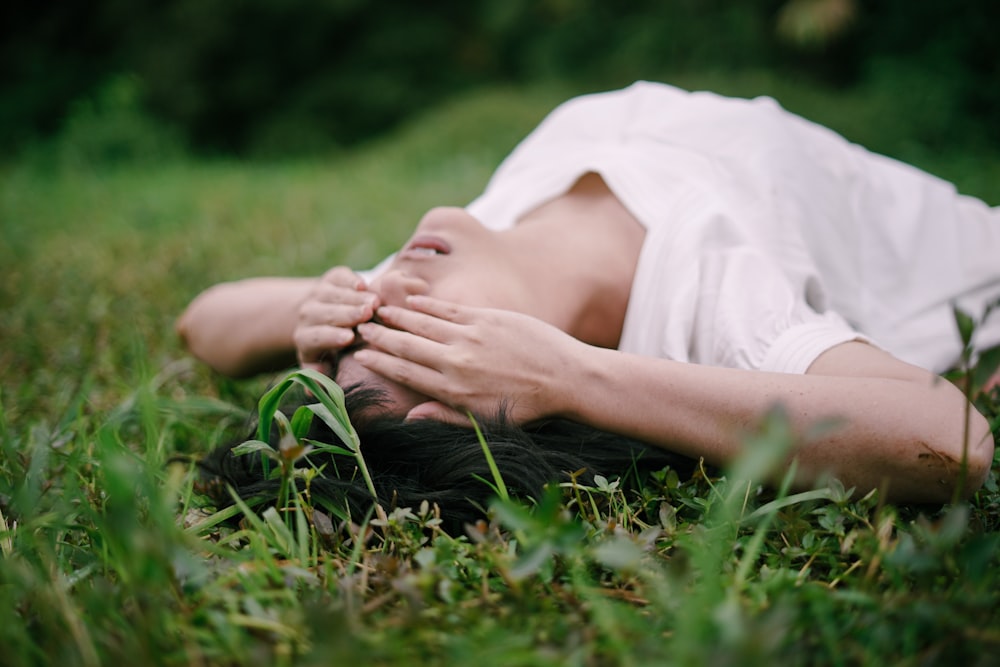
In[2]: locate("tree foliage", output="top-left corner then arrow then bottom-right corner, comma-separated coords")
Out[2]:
2,0 -> 998,156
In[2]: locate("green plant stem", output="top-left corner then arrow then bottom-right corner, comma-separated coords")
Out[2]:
468,411 -> 509,501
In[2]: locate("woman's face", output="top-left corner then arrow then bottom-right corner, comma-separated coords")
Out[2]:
365,206 -> 523,310
334,206 -> 524,419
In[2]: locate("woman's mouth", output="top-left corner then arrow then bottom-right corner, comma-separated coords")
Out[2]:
401,235 -> 452,258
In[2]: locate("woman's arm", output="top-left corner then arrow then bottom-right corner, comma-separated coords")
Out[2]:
564,340 -> 994,503
176,277 -> 316,377
177,267 -> 379,377
355,297 -> 995,503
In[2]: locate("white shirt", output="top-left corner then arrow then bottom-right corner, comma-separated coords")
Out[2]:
459,81 -> 1000,374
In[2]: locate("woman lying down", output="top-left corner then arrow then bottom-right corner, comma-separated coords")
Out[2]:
179,81 -> 1000,527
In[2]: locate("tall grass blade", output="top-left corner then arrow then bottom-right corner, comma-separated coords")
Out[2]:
468,411 -> 509,501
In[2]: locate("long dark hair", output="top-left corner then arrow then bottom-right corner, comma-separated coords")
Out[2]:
199,385 -> 694,531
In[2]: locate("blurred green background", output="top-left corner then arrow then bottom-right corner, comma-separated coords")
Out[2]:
3,0 -> 998,161
1,7 -> 999,663
3,0 -> 999,425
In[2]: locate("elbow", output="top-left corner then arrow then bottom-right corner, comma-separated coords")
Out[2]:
915,387 -> 995,502
175,296 -> 248,378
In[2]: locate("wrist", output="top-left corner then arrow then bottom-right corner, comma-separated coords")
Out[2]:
548,339 -> 607,422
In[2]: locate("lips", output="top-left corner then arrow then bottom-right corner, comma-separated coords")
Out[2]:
401,234 -> 451,258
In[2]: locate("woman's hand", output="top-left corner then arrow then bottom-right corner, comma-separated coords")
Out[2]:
352,297 -> 994,504
354,295 -> 586,424
294,266 -> 380,375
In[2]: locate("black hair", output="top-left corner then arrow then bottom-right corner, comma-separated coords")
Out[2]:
199,385 -> 695,532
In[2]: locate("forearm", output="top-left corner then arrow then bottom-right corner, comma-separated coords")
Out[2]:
176,277 -> 317,377
348,298 -> 994,502
561,345 -> 994,503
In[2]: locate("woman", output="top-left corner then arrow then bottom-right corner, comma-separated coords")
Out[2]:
180,81 -> 1000,505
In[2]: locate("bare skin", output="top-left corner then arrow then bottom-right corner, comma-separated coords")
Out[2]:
176,173 -> 996,503
176,172 -> 642,376
357,297 -> 992,501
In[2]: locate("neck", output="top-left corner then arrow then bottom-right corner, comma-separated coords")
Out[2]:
501,173 -> 646,347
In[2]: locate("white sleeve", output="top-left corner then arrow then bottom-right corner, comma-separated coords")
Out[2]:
355,253 -> 396,285
693,246 -> 868,373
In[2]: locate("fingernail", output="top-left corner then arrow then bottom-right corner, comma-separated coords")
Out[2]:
354,350 -> 372,364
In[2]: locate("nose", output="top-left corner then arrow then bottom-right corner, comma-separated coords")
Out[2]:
368,269 -> 429,308
416,206 -> 478,232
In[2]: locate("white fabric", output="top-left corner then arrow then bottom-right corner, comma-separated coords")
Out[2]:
377,81 -> 1000,374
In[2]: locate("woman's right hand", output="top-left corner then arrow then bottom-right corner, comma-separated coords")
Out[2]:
294,266 -> 380,375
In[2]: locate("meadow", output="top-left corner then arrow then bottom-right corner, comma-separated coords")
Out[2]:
2,73 -> 999,666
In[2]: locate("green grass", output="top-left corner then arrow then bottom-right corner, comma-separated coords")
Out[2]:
2,74 -> 999,666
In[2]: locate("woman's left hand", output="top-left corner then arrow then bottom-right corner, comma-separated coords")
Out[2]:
353,295 -> 585,424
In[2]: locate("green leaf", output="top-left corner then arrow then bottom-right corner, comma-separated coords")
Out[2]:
591,536 -> 645,571
490,497 -> 536,534
953,304 -> 976,349
250,368 -> 376,499
934,504 -> 969,548
183,504 -> 246,535
510,542 -> 555,581
729,404 -> 795,487
256,376 -> 295,443
290,404 -> 315,440
302,439 -> 356,458
742,488 -> 840,524
254,368 -> 357,444
305,401 -> 358,453
261,506 -> 295,556
973,344 -> 1000,392
232,439 -> 280,461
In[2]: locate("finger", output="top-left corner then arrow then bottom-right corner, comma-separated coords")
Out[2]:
313,282 -> 379,308
321,266 -> 367,289
356,321 -> 448,368
405,401 -> 472,426
353,348 -> 445,399
300,301 -> 375,328
373,304 -> 463,341
404,295 -> 480,324
294,325 -> 355,362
